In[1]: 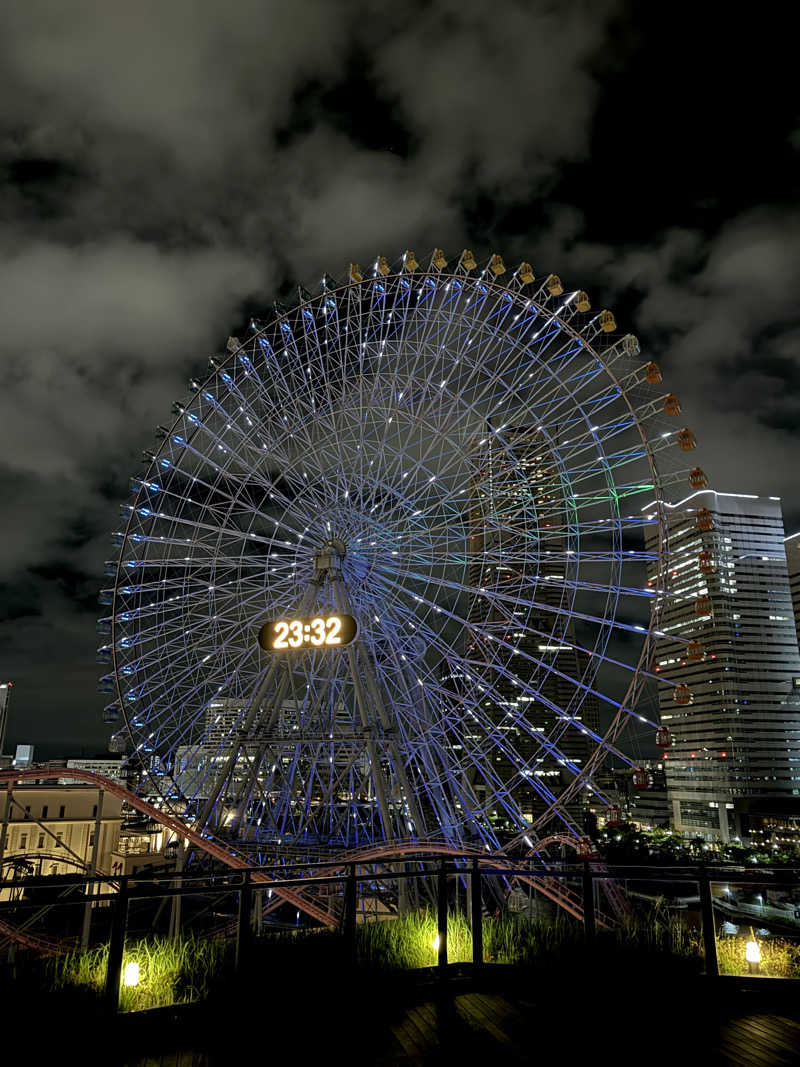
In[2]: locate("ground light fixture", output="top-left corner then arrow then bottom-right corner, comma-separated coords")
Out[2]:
432,934 -> 440,952
745,939 -> 761,975
123,960 -> 140,987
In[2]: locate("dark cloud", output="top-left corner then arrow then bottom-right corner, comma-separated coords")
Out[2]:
0,0 -> 797,752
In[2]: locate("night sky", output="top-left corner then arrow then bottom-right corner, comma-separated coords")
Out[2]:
0,2 -> 798,756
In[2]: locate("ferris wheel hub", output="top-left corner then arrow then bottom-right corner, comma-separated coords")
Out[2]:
313,539 -> 347,574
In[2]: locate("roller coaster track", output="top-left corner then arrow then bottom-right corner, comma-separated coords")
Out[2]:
256,837 -> 625,929
0,771 -> 627,952
0,769 -> 333,940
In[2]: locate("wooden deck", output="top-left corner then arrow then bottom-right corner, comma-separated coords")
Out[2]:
122,985 -> 800,1066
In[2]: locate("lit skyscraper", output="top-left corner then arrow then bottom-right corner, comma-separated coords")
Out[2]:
786,531 -> 800,651
646,491 -> 800,842
465,426 -> 599,828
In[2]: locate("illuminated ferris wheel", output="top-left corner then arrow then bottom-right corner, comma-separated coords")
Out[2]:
98,249 -> 703,857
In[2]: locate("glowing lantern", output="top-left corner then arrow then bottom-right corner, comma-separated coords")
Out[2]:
745,940 -> 761,974
123,961 -> 140,987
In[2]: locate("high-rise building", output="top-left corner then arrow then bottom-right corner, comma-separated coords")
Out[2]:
465,426 -> 599,829
786,531 -> 800,651
646,491 -> 800,842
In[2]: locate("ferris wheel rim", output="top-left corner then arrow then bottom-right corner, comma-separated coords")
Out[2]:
102,251 -> 675,847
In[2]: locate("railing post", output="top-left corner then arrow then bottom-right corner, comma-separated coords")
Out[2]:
81,788 -> 104,951
235,869 -> 253,974
471,856 -> 483,967
698,863 -> 719,977
168,839 -> 185,940
104,875 -> 129,1013
582,860 -> 596,944
0,781 -> 12,867
342,863 -> 357,960
437,856 -> 448,973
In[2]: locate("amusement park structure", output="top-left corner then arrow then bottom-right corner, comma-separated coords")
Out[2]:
90,249 -> 705,900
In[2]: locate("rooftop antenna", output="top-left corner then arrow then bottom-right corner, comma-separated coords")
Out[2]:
0,682 -> 12,757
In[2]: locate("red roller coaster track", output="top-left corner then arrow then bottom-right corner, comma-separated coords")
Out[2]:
0,769 -> 622,953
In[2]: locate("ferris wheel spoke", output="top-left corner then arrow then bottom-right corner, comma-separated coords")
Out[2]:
109,253 -> 674,855
370,552 -> 656,640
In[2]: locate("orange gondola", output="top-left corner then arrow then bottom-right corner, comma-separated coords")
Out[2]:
696,507 -> 714,531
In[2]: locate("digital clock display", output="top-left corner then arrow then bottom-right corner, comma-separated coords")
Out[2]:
258,614 -> 358,651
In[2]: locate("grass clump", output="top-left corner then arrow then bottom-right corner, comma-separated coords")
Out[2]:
47,935 -> 231,1012
716,936 -> 800,978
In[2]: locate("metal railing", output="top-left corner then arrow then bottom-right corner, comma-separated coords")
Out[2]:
2,856 -> 800,1012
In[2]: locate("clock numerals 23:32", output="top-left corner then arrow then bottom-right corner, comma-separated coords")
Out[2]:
270,616 -> 342,649
258,614 -> 357,651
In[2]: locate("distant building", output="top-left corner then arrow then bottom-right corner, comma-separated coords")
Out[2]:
464,426 -> 599,830
628,762 -> 671,830
0,784 -> 123,898
61,758 -> 126,786
13,744 -> 34,768
646,491 -> 800,842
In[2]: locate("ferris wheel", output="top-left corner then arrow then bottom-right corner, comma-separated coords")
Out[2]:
98,250 -> 702,858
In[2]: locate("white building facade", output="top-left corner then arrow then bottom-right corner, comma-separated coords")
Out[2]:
647,492 -> 800,842
0,785 -> 123,897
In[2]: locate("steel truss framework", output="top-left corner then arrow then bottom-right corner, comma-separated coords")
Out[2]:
0,770 -> 619,950
99,250 -> 696,861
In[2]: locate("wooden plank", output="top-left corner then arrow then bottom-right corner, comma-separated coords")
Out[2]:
391,1004 -> 437,1060
722,1018 -> 797,1063
389,1019 -> 424,1061
405,1004 -> 440,1049
454,993 -> 518,1051
729,1014 -> 800,1052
